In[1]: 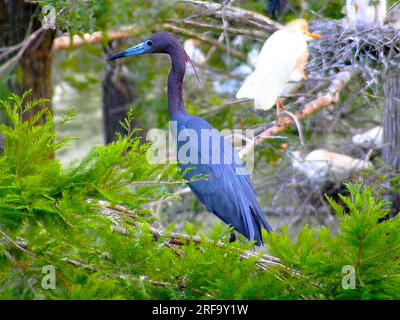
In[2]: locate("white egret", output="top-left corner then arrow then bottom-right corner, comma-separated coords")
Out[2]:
346,0 -> 387,27
292,149 -> 373,185
236,19 -> 320,111
352,126 -> 383,148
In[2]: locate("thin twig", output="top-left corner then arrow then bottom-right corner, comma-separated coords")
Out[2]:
169,18 -> 266,40
162,23 -> 246,61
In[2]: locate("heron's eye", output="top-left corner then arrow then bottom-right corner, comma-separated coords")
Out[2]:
147,40 -> 153,47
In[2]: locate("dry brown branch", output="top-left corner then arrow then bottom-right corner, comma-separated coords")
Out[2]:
168,18 -> 266,40
52,30 -> 134,51
101,201 -> 319,288
183,0 -> 282,32
0,26 -> 47,75
98,200 -> 283,270
238,71 -> 355,158
0,229 -> 36,258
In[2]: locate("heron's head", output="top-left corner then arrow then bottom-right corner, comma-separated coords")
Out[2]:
108,32 -> 186,61
285,19 -> 320,40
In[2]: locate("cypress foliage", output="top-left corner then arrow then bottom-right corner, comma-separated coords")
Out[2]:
0,93 -> 398,299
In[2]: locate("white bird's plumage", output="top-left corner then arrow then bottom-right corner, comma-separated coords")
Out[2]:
352,126 -> 383,148
292,149 -> 373,184
236,19 -> 318,110
346,0 -> 387,27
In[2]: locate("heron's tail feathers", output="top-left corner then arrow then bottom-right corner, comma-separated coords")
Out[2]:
249,206 -> 273,246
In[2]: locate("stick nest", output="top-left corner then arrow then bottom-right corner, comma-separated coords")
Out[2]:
309,20 -> 400,79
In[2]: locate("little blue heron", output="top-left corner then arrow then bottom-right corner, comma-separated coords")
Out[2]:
109,32 -> 272,245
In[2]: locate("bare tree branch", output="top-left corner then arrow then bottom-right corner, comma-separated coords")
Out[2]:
162,23 -> 246,61
183,0 -> 282,32
52,30 -> 135,51
0,26 -> 46,75
168,18 -> 266,40
239,71 -> 355,158
98,200 -> 283,271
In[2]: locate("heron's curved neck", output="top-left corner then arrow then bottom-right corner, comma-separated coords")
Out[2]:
167,51 -> 187,120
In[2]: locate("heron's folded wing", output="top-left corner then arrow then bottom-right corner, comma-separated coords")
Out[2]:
177,117 -> 270,242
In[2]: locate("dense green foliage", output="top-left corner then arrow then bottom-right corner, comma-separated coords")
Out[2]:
42,0 -> 181,35
0,95 -> 398,299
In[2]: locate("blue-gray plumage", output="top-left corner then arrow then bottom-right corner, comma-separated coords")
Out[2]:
109,32 -> 272,245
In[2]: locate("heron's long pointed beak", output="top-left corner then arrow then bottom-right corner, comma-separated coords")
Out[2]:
305,31 -> 321,39
108,41 -> 148,61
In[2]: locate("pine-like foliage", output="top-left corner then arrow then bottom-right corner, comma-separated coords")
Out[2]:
0,93 -> 398,299
267,184 -> 400,299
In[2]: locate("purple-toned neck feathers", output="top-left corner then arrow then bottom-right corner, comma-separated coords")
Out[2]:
109,32 -> 197,120
155,33 -> 195,120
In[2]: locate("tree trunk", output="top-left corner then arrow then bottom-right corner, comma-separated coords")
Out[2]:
102,49 -> 139,144
382,65 -> 400,217
0,0 -> 55,123
0,0 -> 31,47
19,29 -> 55,123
